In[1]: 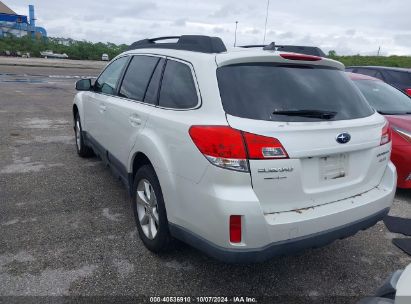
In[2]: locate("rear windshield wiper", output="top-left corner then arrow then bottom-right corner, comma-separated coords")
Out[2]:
272,109 -> 337,119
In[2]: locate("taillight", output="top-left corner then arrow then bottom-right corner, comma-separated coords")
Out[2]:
380,122 -> 391,145
405,88 -> 411,97
229,215 -> 242,243
189,126 -> 248,172
280,53 -> 322,61
243,132 -> 288,159
189,126 -> 289,172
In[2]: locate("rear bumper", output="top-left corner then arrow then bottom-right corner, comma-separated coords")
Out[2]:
169,162 -> 396,263
170,207 -> 389,263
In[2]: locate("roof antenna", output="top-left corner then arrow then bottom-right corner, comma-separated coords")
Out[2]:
263,0 -> 270,44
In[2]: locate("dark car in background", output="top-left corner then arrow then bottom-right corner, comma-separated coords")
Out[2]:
346,66 -> 411,97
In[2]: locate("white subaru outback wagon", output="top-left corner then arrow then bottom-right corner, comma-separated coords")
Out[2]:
73,35 -> 396,263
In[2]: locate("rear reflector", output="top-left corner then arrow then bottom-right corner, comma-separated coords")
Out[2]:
230,215 -> 242,243
405,88 -> 411,97
280,53 -> 322,61
189,126 -> 289,172
380,122 -> 391,145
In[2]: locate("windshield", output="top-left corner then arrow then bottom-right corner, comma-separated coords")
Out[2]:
353,79 -> 411,114
217,63 -> 374,122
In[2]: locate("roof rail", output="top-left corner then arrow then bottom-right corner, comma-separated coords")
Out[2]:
128,35 -> 227,54
239,44 -> 267,48
239,43 -> 327,57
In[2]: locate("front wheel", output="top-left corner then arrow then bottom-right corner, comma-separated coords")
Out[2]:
132,165 -> 172,252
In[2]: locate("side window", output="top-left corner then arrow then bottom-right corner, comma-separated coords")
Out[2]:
95,56 -> 128,95
158,60 -> 198,109
119,55 -> 159,102
144,58 -> 165,105
384,71 -> 411,84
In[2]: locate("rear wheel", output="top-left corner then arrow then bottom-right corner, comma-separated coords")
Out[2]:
74,113 -> 93,158
132,165 -> 172,252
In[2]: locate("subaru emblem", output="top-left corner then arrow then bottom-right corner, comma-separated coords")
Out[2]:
336,132 -> 351,144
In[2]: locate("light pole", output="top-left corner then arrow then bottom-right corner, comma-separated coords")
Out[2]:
263,0 -> 270,44
234,21 -> 238,47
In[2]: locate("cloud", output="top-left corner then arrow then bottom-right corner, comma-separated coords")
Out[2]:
7,0 -> 411,55
209,4 -> 241,19
173,18 -> 187,27
345,29 -> 356,36
244,28 -> 261,35
394,34 -> 411,48
212,26 -> 231,34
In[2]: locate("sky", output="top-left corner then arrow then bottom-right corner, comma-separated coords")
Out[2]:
8,0 -> 411,55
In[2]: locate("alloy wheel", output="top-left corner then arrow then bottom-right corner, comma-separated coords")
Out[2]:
136,179 -> 159,240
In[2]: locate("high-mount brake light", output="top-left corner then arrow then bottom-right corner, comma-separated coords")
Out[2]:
380,122 -> 392,146
189,126 -> 289,172
280,53 -> 322,61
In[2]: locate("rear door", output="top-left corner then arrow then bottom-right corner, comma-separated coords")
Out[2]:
103,55 -> 165,170
217,62 -> 389,213
144,58 -> 204,182
83,56 -> 129,150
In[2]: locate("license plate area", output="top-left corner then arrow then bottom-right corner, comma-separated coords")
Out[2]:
320,153 -> 348,181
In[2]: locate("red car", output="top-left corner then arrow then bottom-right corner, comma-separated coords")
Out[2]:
348,72 -> 411,188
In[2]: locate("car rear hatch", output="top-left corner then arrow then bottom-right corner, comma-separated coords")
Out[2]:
216,52 -> 391,214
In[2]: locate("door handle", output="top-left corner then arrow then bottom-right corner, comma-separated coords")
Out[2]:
99,104 -> 107,113
129,115 -> 142,126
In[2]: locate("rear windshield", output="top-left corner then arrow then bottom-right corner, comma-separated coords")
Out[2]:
353,79 -> 411,114
217,63 -> 374,122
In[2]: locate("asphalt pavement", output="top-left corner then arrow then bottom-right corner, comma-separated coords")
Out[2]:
0,60 -> 410,304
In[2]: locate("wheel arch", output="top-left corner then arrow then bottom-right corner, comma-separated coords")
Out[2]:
72,104 -> 79,119
128,144 -> 178,222
72,93 -> 86,129
131,152 -> 153,179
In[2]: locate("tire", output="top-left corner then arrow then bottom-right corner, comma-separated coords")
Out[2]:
74,113 -> 94,158
132,164 -> 172,252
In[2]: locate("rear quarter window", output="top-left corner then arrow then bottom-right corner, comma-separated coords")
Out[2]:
158,60 -> 198,109
217,63 -> 374,122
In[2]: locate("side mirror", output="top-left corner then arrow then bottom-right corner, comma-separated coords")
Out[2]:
76,79 -> 92,91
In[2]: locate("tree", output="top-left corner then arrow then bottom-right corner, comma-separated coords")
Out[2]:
328,50 -> 337,57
